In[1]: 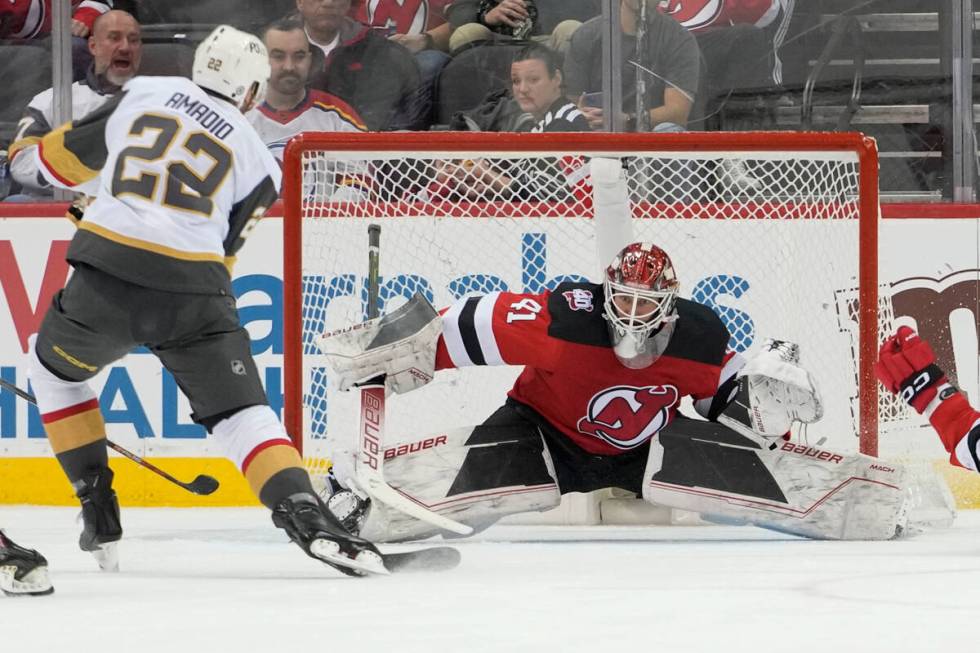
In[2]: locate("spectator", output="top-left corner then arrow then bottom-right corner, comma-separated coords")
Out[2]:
6,9 -> 141,201
297,0 -> 423,131
0,0 -> 111,40
349,0 -> 452,126
511,43 -> 589,133
247,17 -> 370,201
564,0 -> 699,133
247,17 -> 367,162
426,43 -> 590,203
659,0 -> 792,87
1,0 -> 113,80
445,0 -> 599,56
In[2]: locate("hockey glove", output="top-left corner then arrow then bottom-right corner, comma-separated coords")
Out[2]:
66,194 -> 92,224
876,326 -> 952,414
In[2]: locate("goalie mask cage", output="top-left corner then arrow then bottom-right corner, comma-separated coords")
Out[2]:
282,131 -> 884,491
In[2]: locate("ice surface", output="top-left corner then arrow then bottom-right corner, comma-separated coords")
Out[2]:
2,506 -> 979,653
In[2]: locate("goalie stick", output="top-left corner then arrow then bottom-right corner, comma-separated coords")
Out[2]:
0,378 -> 219,496
353,224 -> 473,536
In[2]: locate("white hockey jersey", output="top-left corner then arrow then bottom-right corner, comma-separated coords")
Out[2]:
35,75 -> 281,294
8,69 -> 120,194
247,89 -> 372,201
246,89 -> 366,162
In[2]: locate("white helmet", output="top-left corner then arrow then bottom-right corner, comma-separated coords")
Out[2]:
193,25 -> 270,110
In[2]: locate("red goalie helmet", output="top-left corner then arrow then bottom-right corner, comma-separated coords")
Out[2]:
603,242 -> 680,368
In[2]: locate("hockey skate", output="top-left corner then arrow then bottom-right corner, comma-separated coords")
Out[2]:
272,493 -> 387,576
76,467 -> 122,572
0,531 -> 53,596
321,471 -> 372,536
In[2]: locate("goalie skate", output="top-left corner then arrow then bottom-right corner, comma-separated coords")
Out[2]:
320,471 -> 372,536
0,531 -> 53,597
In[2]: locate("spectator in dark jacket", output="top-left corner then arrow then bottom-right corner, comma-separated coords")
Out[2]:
298,0 -> 423,130
564,0 -> 699,132
445,0 -> 599,56
426,43 -> 590,203
348,0 -> 452,127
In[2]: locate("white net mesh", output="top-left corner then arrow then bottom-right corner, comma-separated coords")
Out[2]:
285,135 -> 879,492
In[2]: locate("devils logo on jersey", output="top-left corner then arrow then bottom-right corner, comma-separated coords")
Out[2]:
359,0 -> 448,34
658,0 -> 724,30
577,385 -> 679,450
657,0 -> 780,31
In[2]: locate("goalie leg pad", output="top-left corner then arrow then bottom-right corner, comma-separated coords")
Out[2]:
642,418 -> 911,540
357,406 -> 561,542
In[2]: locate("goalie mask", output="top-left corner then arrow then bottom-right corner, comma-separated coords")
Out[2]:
603,242 -> 680,369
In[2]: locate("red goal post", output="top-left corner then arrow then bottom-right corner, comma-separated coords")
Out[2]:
282,131 -> 882,483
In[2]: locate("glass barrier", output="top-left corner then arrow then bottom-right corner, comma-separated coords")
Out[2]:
1,0 -> 56,201
2,0 -> 974,202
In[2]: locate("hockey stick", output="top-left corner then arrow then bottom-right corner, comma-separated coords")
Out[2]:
353,224 -> 472,536
0,378 -> 219,496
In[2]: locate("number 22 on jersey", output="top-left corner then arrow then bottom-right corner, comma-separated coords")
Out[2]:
111,113 -> 231,217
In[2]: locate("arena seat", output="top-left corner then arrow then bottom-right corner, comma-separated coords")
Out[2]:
137,0 -> 293,31
0,44 -> 53,132
434,43 -> 526,127
771,0 -> 978,199
137,42 -> 196,78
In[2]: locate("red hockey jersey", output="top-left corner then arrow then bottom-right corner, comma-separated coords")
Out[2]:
349,0 -> 449,34
1,0 -> 111,40
434,283 -> 736,456
657,0 -> 783,32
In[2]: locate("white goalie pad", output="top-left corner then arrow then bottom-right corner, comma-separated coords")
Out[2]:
733,338 -> 824,438
350,425 -> 561,542
317,293 -> 442,395
643,420 -> 912,540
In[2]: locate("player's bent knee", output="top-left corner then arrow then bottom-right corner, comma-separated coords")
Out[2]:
26,334 -> 97,415
359,423 -> 561,542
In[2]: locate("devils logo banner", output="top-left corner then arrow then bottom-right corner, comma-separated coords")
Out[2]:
577,385 -> 679,450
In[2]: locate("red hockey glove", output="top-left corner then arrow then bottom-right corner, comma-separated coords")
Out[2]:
875,326 -> 948,414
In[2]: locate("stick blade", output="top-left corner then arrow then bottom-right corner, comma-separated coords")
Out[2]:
382,546 -> 461,573
187,475 -> 220,495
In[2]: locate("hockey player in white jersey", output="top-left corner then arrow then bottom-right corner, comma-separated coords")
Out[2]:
26,25 -> 388,576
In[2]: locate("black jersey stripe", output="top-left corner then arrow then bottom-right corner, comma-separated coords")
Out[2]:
458,297 -> 486,366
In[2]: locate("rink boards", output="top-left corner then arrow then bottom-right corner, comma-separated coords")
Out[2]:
0,206 -> 978,506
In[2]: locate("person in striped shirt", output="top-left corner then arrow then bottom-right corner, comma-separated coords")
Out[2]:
426,43 -> 589,202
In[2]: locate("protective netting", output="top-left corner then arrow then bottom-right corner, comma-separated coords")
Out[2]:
285,137 -> 881,491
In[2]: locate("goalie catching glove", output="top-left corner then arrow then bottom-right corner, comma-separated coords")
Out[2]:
719,338 -> 823,441
318,293 -> 442,395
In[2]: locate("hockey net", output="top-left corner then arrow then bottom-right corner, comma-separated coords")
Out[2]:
282,131 -> 886,511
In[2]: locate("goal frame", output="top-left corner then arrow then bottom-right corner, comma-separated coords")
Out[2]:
282,131 -> 880,457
